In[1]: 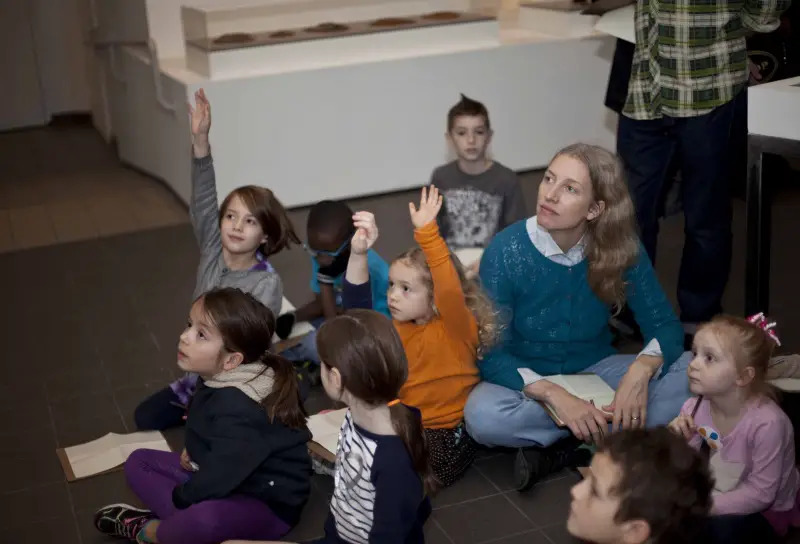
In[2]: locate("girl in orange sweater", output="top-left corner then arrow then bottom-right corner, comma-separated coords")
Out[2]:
343,186 -> 497,486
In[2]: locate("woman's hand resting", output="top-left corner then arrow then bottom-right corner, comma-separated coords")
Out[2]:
548,388 -> 611,445
603,355 -> 659,431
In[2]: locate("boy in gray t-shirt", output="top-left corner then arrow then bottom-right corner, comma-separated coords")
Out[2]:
432,94 -> 526,254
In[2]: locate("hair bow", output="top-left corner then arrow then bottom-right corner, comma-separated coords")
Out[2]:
747,312 -> 781,347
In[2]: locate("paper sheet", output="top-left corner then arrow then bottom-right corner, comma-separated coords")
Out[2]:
454,247 -> 484,267
58,431 -> 171,481
594,4 -> 635,43
307,408 -> 347,455
545,374 -> 616,408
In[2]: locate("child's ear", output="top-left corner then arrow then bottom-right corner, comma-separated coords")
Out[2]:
620,518 -> 650,544
587,200 -> 606,222
327,366 -> 344,396
222,351 -> 244,371
736,365 -> 756,387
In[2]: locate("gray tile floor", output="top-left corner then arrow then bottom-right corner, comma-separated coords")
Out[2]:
2,124 -> 800,543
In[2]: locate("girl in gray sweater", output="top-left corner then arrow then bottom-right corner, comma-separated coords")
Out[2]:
134,88 -> 300,430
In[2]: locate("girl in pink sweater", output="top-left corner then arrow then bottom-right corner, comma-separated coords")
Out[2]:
670,313 -> 800,538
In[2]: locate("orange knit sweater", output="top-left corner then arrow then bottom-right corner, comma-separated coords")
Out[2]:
394,222 -> 480,429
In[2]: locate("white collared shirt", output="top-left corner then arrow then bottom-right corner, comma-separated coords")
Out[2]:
517,217 -> 662,387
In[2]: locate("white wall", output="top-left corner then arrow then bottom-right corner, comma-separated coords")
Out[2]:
31,0 -> 92,116
0,0 -> 92,131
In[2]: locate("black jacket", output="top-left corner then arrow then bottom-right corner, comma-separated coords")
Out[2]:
173,382 -> 312,526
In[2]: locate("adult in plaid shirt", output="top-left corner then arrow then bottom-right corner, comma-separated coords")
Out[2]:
617,0 -> 791,333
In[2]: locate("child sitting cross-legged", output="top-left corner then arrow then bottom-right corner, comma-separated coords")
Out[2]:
342,186 -> 497,486
95,288 -> 312,544
669,313 -> 800,542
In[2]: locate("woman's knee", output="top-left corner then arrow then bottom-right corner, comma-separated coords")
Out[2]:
465,383 -> 530,446
647,355 -> 691,426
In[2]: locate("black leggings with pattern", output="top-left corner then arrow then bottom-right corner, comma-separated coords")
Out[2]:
425,423 -> 477,487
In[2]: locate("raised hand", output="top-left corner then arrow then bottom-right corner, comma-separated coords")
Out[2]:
188,88 -> 211,139
351,211 -> 378,255
409,185 -> 443,229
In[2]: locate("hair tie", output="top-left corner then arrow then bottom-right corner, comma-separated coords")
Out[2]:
747,312 -> 782,347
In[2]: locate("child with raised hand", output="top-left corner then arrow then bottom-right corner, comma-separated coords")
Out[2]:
344,186 -> 496,486
223,309 -> 435,544
135,89 -> 300,431
274,199 -> 390,367
94,288 -> 312,544
669,313 -> 800,539
566,427 -> 713,544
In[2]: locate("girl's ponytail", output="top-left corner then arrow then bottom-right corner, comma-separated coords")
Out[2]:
390,403 -> 439,495
259,352 -> 307,430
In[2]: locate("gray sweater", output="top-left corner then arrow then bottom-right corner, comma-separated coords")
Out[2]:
190,155 -> 283,317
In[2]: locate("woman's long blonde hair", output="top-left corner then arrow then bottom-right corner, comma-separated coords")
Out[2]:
394,248 -> 498,356
554,143 -> 639,310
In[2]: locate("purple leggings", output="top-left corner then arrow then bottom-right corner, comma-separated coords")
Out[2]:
124,449 -> 290,544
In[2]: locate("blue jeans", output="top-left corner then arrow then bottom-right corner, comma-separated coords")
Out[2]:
278,317 -> 324,364
617,93 -> 745,323
464,352 -> 691,448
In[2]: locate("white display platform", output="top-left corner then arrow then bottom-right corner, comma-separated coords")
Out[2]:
184,0 -> 499,79
99,2 -> 616,209
183,0 -> 484,40
748,76 -> 800,142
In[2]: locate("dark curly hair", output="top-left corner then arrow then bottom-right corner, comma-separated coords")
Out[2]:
600,427 -> 713,543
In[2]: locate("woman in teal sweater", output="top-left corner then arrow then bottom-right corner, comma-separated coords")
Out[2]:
464,144 -> 691,491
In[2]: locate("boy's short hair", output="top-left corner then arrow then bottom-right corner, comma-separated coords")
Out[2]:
307,200 -> 354,242
447,94 -> 491,132
600,427 -> 713,543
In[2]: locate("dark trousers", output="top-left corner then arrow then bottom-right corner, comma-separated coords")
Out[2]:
704,513 -> 777,544
617,92 -> 745,323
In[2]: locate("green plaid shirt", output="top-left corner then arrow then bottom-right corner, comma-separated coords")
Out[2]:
623,0 -> 790,120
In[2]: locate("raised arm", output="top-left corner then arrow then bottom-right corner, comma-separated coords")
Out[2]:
410,187 -> 476,342
188,89 -> 222,254
342,211 -> 378,310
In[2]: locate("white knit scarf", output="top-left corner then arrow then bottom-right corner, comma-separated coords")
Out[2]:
204,362 -> 275,404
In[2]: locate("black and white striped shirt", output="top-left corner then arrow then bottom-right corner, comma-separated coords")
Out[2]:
313,410 -> 430,544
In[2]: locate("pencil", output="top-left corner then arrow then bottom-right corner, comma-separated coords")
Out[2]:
690,395 -> 703,417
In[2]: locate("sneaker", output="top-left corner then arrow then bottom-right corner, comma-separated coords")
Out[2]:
514,437 -> 586,492
94,503 -> 155,540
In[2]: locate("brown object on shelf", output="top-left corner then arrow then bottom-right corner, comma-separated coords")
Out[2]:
268,30 -> 295,38
213,32 -> 256,45
421,11 -> 461,20
305,22 -> 349,33
370,17 -> 415,27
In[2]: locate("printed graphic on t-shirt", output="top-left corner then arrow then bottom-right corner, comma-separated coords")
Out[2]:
330,412 -> 378,544
699,425 -> 744,493
442,188 -> 504,248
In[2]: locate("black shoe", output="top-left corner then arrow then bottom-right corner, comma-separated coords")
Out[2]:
514,438 -> 586,492
94,503 -> 155,540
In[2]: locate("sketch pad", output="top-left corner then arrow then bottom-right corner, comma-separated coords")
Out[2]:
57,431 -> 171,481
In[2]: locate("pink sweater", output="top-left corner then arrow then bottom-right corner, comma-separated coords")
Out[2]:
681,396 -> 800,530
